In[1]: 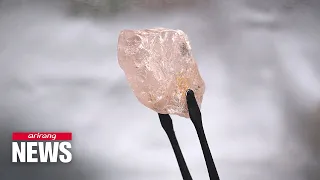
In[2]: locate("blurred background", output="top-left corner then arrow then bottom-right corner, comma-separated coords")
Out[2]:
0,0 -> 319,179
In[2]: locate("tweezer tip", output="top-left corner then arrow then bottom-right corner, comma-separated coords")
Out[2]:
186,89 -> 198,107
186,89 -> 194,97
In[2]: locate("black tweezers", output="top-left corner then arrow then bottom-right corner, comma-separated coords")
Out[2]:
158,89 -> 220,180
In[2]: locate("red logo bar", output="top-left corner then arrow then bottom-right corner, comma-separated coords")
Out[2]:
12,132 -> 72,141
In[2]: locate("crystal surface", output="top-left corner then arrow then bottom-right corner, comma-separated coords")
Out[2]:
117,28 -> 205,118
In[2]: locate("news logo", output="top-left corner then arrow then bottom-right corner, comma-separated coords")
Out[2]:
12,132 -> 72,163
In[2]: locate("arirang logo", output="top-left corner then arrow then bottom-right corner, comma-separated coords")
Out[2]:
12,132 -> 72,163
27,132 -> 57,140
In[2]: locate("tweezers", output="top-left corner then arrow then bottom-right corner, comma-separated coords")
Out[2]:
158,89 -> 220,180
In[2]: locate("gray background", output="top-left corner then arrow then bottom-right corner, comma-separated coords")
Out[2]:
0,0 -> 319,179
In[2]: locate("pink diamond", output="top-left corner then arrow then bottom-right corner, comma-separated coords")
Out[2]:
117,28 -> 205,118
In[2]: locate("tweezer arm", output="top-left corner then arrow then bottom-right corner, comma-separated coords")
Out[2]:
186,90 -> 220,180
159,113 -> 193,180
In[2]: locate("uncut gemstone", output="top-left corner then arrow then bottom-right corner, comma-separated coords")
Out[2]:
117,28 -> 205,118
